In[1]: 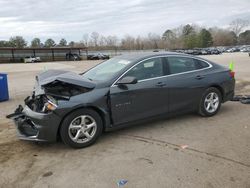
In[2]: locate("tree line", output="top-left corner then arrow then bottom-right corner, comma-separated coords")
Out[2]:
0,19 -> 249,50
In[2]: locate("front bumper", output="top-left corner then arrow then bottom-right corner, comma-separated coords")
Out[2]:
7,105 -> 61,142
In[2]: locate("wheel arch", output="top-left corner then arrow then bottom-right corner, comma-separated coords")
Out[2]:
56,106 -> 110,140
208,84 -> 224,101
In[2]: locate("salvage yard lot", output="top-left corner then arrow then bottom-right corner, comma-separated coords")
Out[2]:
0,53 -> 250,188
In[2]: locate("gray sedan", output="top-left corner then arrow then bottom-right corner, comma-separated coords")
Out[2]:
7,52 -> 235,148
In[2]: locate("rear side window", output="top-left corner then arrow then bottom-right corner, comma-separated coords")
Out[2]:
167,57 -> 196,74
167,57 -> 209,74
195,59 -> 210,69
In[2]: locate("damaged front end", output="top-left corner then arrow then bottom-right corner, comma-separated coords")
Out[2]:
6,105 -> 41,140
7,70 -> 95,142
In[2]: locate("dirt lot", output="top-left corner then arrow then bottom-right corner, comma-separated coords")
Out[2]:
0,53 -> 250,188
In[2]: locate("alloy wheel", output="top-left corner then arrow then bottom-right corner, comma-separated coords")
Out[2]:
204,92 -> 219,113
68,115 -> 97,143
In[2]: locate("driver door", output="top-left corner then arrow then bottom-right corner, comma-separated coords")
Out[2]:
109,57 -> 169,126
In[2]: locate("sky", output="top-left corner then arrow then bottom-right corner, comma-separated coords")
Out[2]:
0,0 -> 250,42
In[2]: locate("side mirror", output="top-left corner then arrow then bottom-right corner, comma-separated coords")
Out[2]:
116,76 -> 137,85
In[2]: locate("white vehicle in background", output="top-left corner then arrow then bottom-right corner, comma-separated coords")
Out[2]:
240,47 -> 250,52
23,56 -> 41,63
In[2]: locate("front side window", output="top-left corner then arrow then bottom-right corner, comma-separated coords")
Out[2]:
124,57 -> 163,81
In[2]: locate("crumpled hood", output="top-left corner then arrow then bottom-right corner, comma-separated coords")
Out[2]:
36,70 -> 95,88
34,70 -> 95,96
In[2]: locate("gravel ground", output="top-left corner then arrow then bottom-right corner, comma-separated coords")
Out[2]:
0,53 -> 249,188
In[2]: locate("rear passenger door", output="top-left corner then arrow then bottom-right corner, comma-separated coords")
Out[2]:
164,56 -> 210,113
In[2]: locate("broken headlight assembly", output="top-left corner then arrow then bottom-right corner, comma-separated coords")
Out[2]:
42,95 -> 58,113
25,80 -> 93,114
25,94 -> 58,113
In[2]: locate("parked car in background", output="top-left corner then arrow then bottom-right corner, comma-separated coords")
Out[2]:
201,50 -> 208,55
23,56 -> 41,63
226,47 -> 240,53
7,52 -> 235,148
66,53 -> 81,61
210,49 -> 221,55
240,47 -> 250,52
87,53 -> 110,60
216,47 -> 227,53
174,49 -> 185,54
192,49 -> 202,55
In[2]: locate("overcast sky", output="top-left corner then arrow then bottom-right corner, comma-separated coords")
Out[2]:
0,0 -> 250,42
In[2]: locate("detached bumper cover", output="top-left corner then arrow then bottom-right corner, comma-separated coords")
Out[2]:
7,105 -> 61,142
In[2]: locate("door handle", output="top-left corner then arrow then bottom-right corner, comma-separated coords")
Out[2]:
156,82 -> 166,87
195,75 -> 205,80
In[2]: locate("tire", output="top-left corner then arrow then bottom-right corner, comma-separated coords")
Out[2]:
60,109 -> 103,148
198,87 -> 222,117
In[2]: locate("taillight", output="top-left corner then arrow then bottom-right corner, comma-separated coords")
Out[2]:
229,71 -> 235,78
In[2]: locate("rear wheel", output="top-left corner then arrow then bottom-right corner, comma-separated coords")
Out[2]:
60,109 -> 103,148
198,87 -> 222,117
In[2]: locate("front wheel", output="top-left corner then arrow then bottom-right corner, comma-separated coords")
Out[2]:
198,87 -> 222,117
60,109 -> 103,148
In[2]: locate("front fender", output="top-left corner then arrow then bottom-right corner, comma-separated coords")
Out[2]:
55,87 -> 112,131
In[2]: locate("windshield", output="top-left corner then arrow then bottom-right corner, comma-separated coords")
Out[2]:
83,58 -> 132,81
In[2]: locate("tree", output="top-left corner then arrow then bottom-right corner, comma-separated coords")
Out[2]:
162,30 -> 175,40
90,32 -> 99,47
162,26 -> 185,49
0,40 -> 11,47
182,24 -> 195,36
31,38 -> 41,47
238,30 -> 250,45
184,34 -> 199,49
68,41 -> 75,47
82,33 -> 89,47
59,38 -> 67,46
210,27 -> 237,46
121,35 -> 135,50
147,33 -> 161,49
162,29 -> 176,49
229,31 -> 237,45
182,25 -> 198,49
198,29 -> 213,47
9,36 -> 27,48
74,41 -> 85,48
99,35 -> 106,47
229,19 -> 249,36
106,35 -> 118,48
44,38 -> 56,47
135,36 -> 144,50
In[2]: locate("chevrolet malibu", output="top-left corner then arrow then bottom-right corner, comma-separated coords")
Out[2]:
7,52 -> 235,148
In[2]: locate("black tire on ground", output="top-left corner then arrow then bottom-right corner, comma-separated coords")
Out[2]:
60,108 -> 103,148
198,87 -> 222,117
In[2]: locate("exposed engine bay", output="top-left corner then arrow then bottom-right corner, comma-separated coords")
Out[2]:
25,94 -> 57,113
26,81 -> 93,113
16,70 -> 96,114
43,80 -> 92,99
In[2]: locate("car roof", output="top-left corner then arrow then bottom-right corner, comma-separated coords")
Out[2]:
116,51 -> 193,62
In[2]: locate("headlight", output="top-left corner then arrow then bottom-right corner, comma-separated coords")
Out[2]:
45,101 -> 57,111
42,96 -> 58,112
